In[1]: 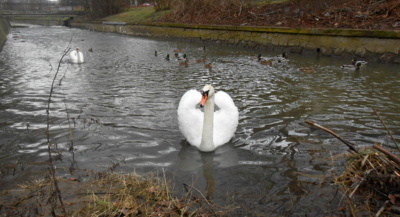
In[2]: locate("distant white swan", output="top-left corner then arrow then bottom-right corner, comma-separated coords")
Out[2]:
177,84 -> 239,152
69,47 -> 84,64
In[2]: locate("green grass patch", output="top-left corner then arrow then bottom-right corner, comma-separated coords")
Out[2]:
103,7 -> 170,23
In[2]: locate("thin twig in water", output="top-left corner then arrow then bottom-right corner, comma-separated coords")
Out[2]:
371,107 -> 399,151
45,37 -> 72,216
305,120 -> 358,153
58,66 -> 75,154
287,186 -> 294,207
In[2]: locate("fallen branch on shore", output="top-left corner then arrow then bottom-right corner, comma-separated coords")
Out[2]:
305,116 -> 400,216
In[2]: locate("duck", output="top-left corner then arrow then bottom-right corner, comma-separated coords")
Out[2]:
196,58 -> 206,63
341,62 -> 362,71
179,59 -> 189,67
260,59 -> 273,66
340,64 -> 354,70
275,52 -> 288,63
256,54 -> 264,61
257,54 -> 274,66
204,63 -> 213,69
177,84 -> 239,152
69,47 -> 84,64
298,66 -> 315,73
175,53 -> 187,60
174,48 -> 182,53
352,57 -> 368,66
165,54 -> 170,61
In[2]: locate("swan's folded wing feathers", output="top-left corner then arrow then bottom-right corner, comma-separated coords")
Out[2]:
213,91 -> 239,146
177,90 -> 203,147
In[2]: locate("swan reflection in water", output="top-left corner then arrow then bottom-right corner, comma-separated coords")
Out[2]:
177,141 -> 239,199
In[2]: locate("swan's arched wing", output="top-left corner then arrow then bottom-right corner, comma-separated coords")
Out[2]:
69,50 -> 78,63
177,89 -> 203,147
69,50 -> 76,58
214,91 -> 239,147
78,52 -> 84,63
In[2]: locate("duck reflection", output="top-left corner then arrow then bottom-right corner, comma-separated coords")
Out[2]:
177,141 -> 239,199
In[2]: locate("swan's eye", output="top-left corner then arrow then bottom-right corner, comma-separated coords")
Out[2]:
202,90 -> 209,96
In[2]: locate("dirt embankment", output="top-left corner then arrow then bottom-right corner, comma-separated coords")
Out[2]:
160,0 -> 400,30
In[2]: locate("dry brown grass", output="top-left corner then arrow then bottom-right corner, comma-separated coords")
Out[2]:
335,148 -> 400,216
83,171 -> 233,216
0,171 -> 232,216
307,114 -> 400,217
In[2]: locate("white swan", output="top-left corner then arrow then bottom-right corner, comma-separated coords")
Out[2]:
177,84 -> 239,152
69,47 -> 84,64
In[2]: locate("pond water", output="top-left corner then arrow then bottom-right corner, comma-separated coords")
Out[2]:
1,24 -> 399,216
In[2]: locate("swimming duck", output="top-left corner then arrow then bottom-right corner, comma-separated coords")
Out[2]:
176,53 -> 187,61
299,66 -> 315,73
204,63 -> 213,69
196,58 -> 207,63
165,54 -> 170,61
257,54 -> 274,66
174,48 -> 182,53
275,52 -> 288,63
260,59 -> 273,66
256,54 -> 263,61
177,84 -> 239,152
341,62 -> 362,71
352,57 -> 367,66
354,62 -> 362,71
179,59 -> 189,67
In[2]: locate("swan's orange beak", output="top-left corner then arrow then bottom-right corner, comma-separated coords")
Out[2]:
199,92 -> 208,107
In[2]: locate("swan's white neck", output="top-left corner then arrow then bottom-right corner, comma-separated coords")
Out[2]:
77,51 -> 82,63
200,95 -> 215,152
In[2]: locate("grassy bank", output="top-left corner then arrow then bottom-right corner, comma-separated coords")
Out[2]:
102,7 -> 169,24
99,1 -> 286,24
1,171 -> 232,216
